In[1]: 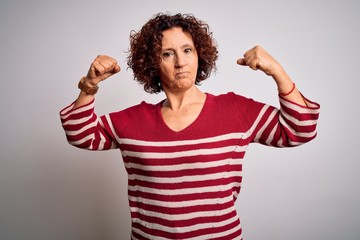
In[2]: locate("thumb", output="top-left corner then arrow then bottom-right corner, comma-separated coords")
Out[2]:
113,64 -> 121,73
236,58 -> 247,66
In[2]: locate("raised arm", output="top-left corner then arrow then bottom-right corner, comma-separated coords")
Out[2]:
73,55 -> 120,109
236,45 -> 320,147
237,45 -> 307,106
60,55 -> 121,150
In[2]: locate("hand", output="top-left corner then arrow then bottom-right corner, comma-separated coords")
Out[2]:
237,45 -> 307,106
236,45 -> 284,78
84,55 -> 121,87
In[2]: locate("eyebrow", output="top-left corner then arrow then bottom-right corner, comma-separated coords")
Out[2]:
161,44 -> 194,51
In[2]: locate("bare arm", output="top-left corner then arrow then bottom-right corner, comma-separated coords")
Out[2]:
237,45 -> 307,106
73,55 -> 121,109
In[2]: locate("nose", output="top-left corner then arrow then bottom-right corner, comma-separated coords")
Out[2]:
175,53 -> 186,68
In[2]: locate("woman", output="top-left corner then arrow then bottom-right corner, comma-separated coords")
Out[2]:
60,13 -> 320,240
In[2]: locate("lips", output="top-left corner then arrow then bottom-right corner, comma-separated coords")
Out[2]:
175,71 -> 189,79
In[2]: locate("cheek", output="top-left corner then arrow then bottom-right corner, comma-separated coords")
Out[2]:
192,55 -> 199,69
158,66 -> 172,80
192,61 -> 199,72
159,63 -> 172,75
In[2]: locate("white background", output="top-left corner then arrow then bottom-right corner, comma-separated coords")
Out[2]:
1,0 -> 359,239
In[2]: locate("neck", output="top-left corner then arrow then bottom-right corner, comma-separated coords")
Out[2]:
163,86 -> 205,111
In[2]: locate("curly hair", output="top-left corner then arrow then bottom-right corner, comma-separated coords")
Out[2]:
127,13 -> 218,94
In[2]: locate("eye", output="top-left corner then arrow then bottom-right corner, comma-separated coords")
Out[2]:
162,51 -> 174,58
184,48 -> 192,53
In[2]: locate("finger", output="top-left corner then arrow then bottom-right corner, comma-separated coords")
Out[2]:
236,58 -> 246,66
105,58 -> 120,73
92,60 -> 106,76
240,53 -> 258,70
98,56 -> 120,73
88,55 -> 120,80
86,61 -> 104,79
246,54 -> 260,70
243,46 -> 257,59
113,64 -> 121,73
249,62 -> 260,71
248,47 -> 265,69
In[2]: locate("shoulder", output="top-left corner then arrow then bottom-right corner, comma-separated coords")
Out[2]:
110,100 -> 160,119
204,92 -> 255,119
105,101 -> 161,136
201,92 -> 257,132
124,100 -> 158,113
207,92 -> 252,106
206,92 -> 265,122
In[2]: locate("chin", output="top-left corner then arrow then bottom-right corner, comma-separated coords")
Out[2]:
174,78 -> 195,88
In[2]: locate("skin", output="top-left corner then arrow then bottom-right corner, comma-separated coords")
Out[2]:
72,55 -> 120,109
158,27 -> 206,132
73,26 -> 308,131
236,45 -> 307,106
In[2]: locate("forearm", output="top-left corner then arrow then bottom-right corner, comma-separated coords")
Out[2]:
73,91 -> 95,109
72,55 -> 120,109
249,95 -> 320,147
237,46 -> 311,107
60,99 -> 117,151
272,68 -> 307,106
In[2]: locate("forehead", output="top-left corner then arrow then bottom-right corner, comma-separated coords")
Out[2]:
161,27 -> 194,47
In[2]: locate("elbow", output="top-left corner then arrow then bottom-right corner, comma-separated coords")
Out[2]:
286,130 -> 318,147
66,133 -> 97,150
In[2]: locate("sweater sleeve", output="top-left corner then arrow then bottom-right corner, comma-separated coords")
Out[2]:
239,94 -> 320,147
59,99 -> 118,150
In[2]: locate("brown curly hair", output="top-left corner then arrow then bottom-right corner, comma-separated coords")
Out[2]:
127,13 -> 218,94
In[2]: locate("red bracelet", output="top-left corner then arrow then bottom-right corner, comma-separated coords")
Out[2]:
279,82 -> 296,97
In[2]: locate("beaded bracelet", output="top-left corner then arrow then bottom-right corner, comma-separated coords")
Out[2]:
279,82 -> 295,97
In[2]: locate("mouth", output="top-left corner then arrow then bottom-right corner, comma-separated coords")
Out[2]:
175,72 -> 189,79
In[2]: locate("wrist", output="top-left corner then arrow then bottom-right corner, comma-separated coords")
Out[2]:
278,82 -> 296,97
78,77 -> 99,95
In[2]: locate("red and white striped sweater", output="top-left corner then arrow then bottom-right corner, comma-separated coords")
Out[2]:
60,92 -> 320,240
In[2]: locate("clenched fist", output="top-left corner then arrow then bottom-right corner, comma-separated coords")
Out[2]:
236,45 -> 284,78
84,55 -> 121,87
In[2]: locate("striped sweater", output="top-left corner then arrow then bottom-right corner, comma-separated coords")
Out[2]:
60,92 -> 320,240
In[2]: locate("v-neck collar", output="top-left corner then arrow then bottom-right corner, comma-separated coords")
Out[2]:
157,93 -> 209,134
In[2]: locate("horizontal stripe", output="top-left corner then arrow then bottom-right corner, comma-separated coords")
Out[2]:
280,97 -> 320,114
60,101 -> 94,119
122,145 -> 247,159
68,133 -> 95,146
130,203 -> 235,221
132,223 -> 242,240
279,115 -> 317,138
128,178 -> 242,195
281,109 -> 319,126
119,132 -> 246,147
60,93 -> 319,240
125,158 -> 242,171
64,119 -> 97,136
132,213 -> 240,236
128,170 -> 242,184
59,103 -> 75,118
62,113 -> 94,126
129,194 -> 234,209
128,181 -> 241,196
288,139 -> 309,146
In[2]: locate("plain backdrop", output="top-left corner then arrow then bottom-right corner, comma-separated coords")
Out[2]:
1,0 -> 359,239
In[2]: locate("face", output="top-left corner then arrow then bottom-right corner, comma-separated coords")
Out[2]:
158,27 -> 198,92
